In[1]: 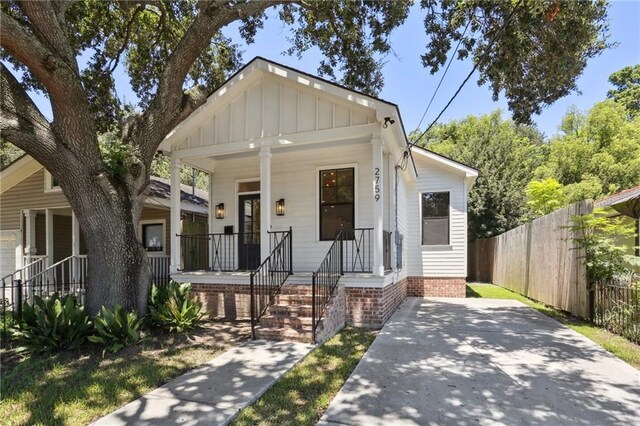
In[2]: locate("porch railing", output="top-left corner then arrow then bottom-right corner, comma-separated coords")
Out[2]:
179,231 -> 290,272
312,229 -> 344,343
343,227 -> 373,273
150,255 -> 171,287
250,228 -> 293,339
1,254 -> 171,335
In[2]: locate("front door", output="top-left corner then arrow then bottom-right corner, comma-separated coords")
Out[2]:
238,194 -> 260,270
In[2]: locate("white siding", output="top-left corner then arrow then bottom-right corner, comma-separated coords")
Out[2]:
210,141 -> 374,271
175,76 -> 377,150
406,159 -> 468,278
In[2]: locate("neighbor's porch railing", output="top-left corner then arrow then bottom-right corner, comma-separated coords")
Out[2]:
1,254 -> 171,335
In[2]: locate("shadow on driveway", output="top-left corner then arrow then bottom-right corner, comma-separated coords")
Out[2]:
320,297 -> 640,425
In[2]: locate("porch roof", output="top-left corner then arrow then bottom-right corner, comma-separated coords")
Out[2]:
158,56 -> 409,161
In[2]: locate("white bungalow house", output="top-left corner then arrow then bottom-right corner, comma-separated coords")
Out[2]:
160,57 -> 477,339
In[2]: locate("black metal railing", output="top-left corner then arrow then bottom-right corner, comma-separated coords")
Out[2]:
383,230 -> 392,271
180,231 -> 291,272
250,228 -> 293,339
592,280 -> 640,344
1,255 -> 87,336
179,232 -> 258,272
312,229 -> 344,343
343,227 -> 373,273
1,254 -> 170,336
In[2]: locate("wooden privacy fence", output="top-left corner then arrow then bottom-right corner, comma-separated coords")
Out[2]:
468,200 -> 593,318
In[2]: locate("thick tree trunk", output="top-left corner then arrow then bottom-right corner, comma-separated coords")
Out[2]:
81,205 -> 152,316
64,169 -> 152,316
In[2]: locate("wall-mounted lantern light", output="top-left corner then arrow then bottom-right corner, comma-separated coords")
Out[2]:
215,203 -> 225,219
276,199 -> 286,216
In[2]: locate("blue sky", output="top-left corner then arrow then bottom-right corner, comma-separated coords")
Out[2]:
30,1 -> 640,139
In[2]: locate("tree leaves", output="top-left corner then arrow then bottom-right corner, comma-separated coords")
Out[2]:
421,0 -> 611,124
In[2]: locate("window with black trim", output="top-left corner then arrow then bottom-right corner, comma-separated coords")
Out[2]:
142,223 -> 164,252
421,192 -> 450,245
319,168 -> 354,240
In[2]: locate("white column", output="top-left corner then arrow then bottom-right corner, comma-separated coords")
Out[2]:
170,155 -> 182,273
259,147 -> 272,261
208,172 -> 215,270
23,210 -> 37,258
45,209 -> 54,267
372,137 -> 384,276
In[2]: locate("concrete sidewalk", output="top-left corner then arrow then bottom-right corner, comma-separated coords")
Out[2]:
93,339 -> 314,426
320,297 -> 640,426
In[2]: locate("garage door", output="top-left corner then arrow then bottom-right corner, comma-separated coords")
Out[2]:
0,230 -> 19,277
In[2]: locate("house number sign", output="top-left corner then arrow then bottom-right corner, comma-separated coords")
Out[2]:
374,167 -> 380,202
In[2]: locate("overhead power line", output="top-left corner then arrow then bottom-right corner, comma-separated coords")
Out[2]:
410,1 -> 521,148
415,20 -> 471,131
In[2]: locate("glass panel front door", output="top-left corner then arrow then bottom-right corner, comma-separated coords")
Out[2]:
238,194 -> 260,270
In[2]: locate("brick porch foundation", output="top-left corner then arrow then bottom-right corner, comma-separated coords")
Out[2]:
191,276 -> 466,327
345,278 -> 407,329
192,283 -> 251,320
407,277 -> 466,298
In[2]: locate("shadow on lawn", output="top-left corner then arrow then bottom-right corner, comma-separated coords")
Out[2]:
0,320 -> 251,425
232,327 -> 377,426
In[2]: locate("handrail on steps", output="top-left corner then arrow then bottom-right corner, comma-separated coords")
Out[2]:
311,229 -> 344,343
250,227 -> 293,339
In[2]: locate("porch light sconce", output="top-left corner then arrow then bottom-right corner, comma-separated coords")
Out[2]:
215,203 -> 225,219
276,199 -> 286,216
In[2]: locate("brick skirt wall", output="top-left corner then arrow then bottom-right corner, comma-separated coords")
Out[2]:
192,283 -> 251,319
407,277 -> 466,298
345,278 -> 407,329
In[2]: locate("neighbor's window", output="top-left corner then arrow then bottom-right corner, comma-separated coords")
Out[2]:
142,223 -> 164,252
421,192 -> 450,245
319,168 -> 354,240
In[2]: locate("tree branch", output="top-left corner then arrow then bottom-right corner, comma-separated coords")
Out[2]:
17,0 -> 78,74
1,7 -> 102,165
136,0 -> 292,162
0,64 -> 57,162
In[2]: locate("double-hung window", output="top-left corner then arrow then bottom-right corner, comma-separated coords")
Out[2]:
319,168 -> 354,240
142,222 -> 164,253
421,192 -> 450,245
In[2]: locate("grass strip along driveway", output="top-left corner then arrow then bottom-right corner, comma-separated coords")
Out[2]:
0,321 -> 250,425
467,283 -> 640,369
232,327 -> 377,426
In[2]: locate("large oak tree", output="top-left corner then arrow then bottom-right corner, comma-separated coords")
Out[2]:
0,0 -> 610,315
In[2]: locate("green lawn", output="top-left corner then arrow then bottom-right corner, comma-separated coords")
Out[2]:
232,327 -> 377,426
467,283 -> 640,369
0,320 -> 250,425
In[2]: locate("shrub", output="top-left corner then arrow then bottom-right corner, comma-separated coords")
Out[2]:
89,304 -> 142,355
12,293 -> 93,354
148,282 -> 203,333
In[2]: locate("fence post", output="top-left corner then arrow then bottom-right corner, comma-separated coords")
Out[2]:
13,279 -> 22,320
588,282 -> 596,322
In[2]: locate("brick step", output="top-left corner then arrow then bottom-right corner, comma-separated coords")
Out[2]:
255,326 -> 313,343
268,303 -> 313,317
279,285 -> 313,296
260,314 -> 313,329
275,294 -> 313,305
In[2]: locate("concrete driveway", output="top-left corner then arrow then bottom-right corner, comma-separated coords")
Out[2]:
320,297 -> 640,425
